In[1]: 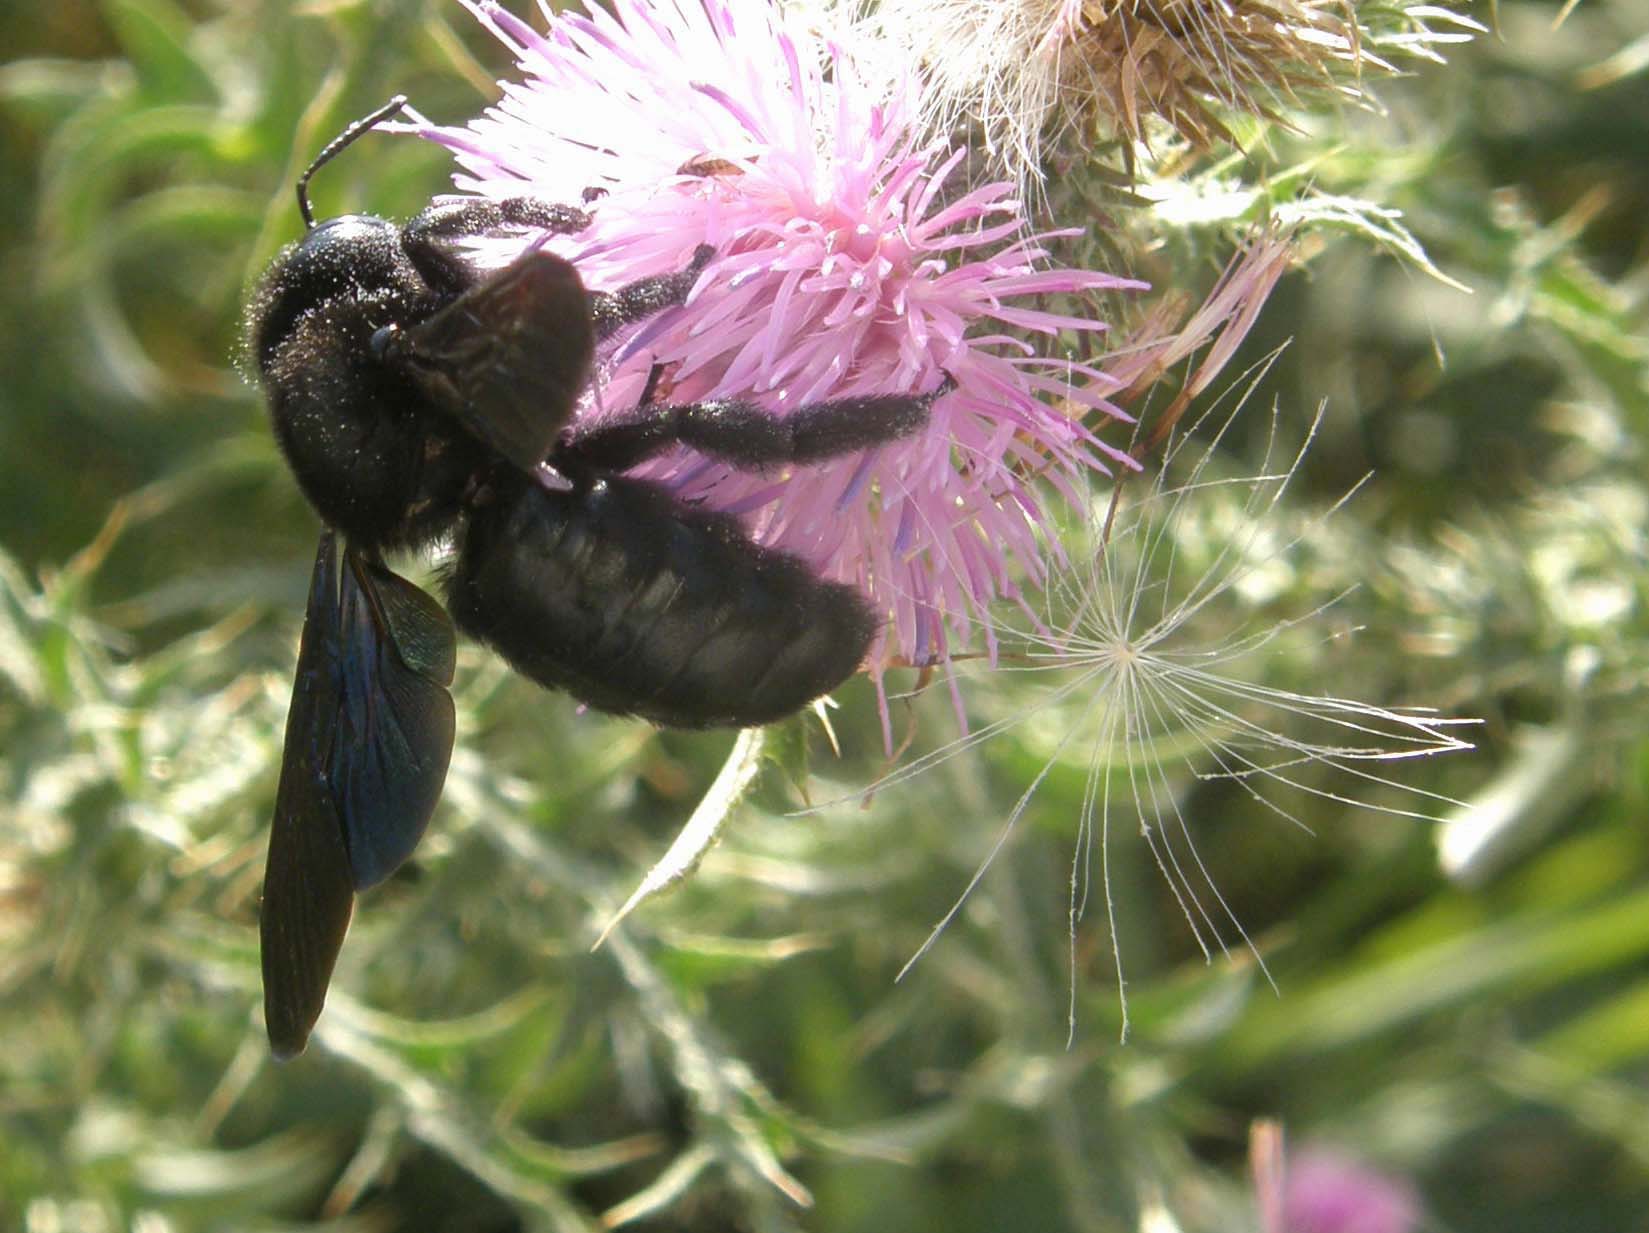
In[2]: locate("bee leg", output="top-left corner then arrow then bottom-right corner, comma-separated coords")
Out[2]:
402,197 -> 595,293
588,245 -> 714,342
405,196 -> 594,244
556,375 -> 953,475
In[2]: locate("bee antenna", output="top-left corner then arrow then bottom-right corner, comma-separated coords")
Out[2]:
295,95 -> 410,230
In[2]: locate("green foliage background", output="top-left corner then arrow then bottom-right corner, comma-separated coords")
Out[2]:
3,1 -> 1648,1230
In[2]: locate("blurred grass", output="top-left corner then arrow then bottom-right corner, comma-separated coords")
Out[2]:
3,1 -> 1649,1231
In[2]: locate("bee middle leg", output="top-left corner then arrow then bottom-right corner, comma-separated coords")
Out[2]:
588,245 -> 715,342
557,375 -> 953,475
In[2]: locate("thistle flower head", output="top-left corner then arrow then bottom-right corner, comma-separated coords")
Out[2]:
1277,1148 -> 1423,1233
417,0 -> 1152,680
870,0 -> 1484,187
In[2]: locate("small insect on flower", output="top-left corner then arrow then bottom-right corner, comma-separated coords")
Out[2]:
864,373 -> 1475,1039
245,98 -> 947,1058
415,0 -> 1149,714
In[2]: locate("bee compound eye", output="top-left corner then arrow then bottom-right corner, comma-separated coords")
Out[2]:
369,323 -> 401,363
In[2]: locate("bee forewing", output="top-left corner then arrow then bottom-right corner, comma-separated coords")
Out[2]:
259,534 -> 457,1058
389,249 -> 595,471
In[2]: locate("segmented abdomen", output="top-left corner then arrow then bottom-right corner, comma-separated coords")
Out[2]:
448,474 -> 877,728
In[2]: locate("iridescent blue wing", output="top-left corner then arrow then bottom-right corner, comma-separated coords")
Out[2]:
260,532 -> 456,1058
260,533 -> 353,1059
332,548 -> 458,888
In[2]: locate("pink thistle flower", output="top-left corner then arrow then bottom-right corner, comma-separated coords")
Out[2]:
1277,1148 -> 1423,1233
414,0 -> 1148,700
1253,1125 -> 1424,1233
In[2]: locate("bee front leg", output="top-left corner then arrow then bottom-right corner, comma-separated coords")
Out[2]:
402,197 -> 596,293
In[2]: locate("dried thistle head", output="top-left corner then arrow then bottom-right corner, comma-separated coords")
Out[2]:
1062,0 -> 1366,148
870,0 -> 1480,187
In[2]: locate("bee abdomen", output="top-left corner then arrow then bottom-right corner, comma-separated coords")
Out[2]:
449,475 -> 877,728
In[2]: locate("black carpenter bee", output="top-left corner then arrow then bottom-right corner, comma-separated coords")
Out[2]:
246,99 -> 949,1057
